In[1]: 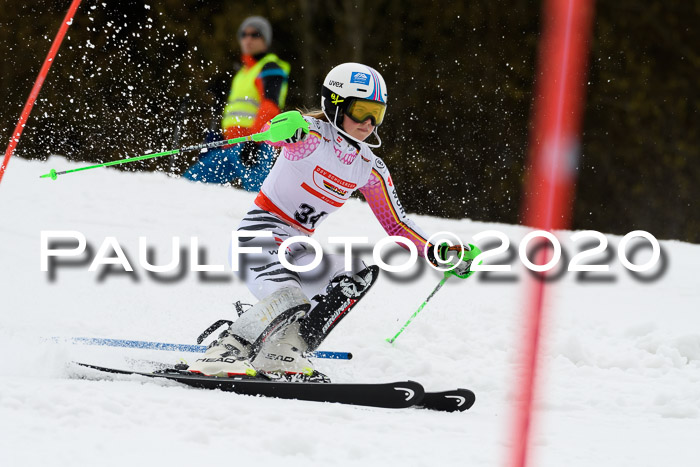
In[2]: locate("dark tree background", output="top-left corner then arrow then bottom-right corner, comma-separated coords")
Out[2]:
1,1 -> 697,242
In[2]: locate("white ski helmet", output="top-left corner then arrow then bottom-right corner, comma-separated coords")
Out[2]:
321,62 -> 388,148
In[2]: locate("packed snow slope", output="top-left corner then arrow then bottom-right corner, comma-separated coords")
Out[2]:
1,156 -> 699,467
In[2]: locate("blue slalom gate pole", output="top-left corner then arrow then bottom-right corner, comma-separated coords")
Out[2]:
61,337 -> 352,360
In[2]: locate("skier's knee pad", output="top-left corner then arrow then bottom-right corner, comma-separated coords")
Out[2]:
229,287 -> 311,354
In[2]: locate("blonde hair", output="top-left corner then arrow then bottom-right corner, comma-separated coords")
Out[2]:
299,108 -> 328,122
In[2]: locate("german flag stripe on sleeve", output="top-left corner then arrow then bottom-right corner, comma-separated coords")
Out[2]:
370,168 -> 428,246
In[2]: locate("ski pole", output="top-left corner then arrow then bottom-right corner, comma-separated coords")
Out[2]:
39,110 -> 308,181
386,272 -> 451,344
386,244 -> 482,344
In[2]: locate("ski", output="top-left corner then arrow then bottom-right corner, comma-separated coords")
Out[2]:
416,388 -> 475,412
74,362 -> 423,409
74,360 -> 476,412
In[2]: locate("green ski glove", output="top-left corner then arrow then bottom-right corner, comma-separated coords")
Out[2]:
435,242 -> 482,279
255,111 -> 310,144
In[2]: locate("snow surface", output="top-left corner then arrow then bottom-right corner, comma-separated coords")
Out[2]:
1,157 -> 699,467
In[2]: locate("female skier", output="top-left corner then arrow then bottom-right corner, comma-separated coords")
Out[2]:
187,63 -> 478,381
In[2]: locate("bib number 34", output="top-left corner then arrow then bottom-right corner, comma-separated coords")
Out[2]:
294,203 -> 327,229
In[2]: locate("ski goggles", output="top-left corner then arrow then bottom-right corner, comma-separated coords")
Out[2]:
345,98 -> 387,127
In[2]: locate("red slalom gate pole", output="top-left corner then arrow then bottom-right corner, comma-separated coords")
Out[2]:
509,2 -> 594,467
0,0 -> 82,185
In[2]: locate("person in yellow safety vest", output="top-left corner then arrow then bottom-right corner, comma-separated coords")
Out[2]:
183,16 -> 290,191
